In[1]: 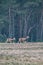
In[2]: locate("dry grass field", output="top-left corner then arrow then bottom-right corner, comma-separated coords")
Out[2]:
0,42 -> 43,65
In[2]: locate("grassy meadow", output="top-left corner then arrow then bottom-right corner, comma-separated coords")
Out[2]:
0,42 -> 43,65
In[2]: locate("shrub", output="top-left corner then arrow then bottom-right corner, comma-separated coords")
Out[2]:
0,34 -> 7,42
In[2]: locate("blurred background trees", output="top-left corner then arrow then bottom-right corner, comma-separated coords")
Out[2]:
0,0 -> 43,42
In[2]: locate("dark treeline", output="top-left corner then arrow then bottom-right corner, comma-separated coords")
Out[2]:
0,0 -> 43,42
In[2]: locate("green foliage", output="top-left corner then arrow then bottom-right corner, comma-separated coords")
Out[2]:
0,34 -> 7,42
